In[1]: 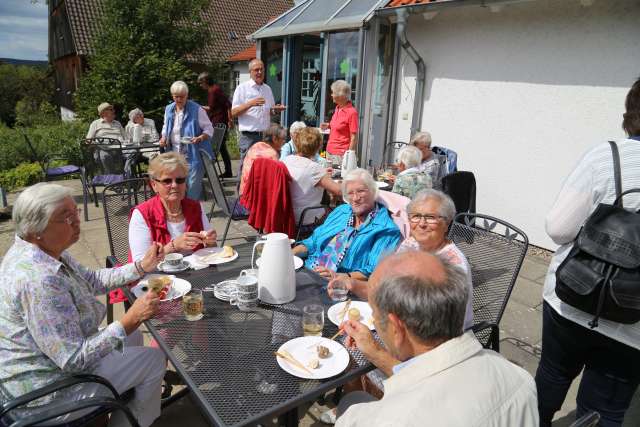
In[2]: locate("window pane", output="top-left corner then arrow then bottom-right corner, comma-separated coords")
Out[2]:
324,31 -> 359,121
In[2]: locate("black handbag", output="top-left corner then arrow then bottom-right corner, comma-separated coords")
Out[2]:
555,141 -> 640,328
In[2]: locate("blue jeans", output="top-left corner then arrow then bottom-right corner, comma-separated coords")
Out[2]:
186,164 -> 204,200
535,302 -> 640,426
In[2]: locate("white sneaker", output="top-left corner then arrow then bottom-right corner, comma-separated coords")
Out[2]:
319,408 -> 337,424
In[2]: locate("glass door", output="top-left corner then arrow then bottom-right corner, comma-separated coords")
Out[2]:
323,31 -> 360,123
288,35 -> 323,127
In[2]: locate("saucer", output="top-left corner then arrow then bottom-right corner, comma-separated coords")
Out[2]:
158,260 -> 189,273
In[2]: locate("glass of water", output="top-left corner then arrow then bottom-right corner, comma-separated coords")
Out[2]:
302,304 -> 324,337
328,277 -> 349,302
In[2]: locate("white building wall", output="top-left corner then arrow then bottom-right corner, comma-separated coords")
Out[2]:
233,63 -> 250,86
393,0 -> 640,249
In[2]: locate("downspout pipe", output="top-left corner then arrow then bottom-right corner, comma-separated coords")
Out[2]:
395,8 -> 425,137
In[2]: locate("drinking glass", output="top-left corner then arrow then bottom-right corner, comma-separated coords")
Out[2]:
183,289 -> 204,321
302,304 -> 324,337
328,277 -> 349,302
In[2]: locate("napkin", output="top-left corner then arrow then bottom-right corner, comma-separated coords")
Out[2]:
184,254 -> 208,270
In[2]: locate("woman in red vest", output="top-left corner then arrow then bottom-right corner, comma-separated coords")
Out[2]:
128,152 -> 217,262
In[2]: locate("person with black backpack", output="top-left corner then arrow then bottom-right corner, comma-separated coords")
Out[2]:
535,77 -> 640,426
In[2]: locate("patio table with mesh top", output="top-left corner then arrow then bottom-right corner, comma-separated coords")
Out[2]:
130,243 -> 374,427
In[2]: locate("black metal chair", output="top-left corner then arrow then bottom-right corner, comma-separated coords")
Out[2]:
19,129 -> 85,185
295,205 -> 332,241
200,149 -> 248,245
381,141 -> 408,167
447,212 -> 529,352
569,412 -> 600,427
210,123 -> 227,174
442,171 -> 476,214
80,138 -> 127,221
102,178 -> 155,324
0,374 -> 138,427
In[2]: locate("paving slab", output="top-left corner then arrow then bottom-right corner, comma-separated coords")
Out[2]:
510,276 -> 544,308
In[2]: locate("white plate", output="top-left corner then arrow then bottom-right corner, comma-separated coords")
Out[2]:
193,247 -> 239,265
255,256 -> 303,270
132,276 -> 192,302
212,279 -> 238,301
158,260 -> 190,272
375,181 -> 390,189
327,301 -> 375,330
276,337 -> 349,379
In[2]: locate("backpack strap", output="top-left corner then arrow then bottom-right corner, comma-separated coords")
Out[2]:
608,141 -> 623,207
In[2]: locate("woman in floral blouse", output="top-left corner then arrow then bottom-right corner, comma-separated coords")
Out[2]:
0,183 -> 166,427
391,145 -> 432,199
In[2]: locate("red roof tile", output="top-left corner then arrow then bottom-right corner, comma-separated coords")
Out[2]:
60,0 -> 293,63
228,45 -> 257,63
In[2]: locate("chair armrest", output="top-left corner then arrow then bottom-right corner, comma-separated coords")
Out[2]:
10,397 -> 139,427
298,205 -> 331,227
1,374 -> 119,418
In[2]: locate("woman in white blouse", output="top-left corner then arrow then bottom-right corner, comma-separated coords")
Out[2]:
535,77 -> 640,426
128,152 -> 217,262
282,127 -> 341,225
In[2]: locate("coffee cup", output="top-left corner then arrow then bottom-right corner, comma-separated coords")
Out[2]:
237,274 -> 258,293
165,253 -> 184,268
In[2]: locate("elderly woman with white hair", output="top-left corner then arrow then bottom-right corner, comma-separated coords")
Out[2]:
397,189 -> 474,329
293,168 -> 401,280
410,131 -> 444,188
321,80 -> 359,165
0,183 -> 166,427
159,80 -> 214,200
391,145 -> 432,199
279,121 -> 307,160
125,108 -> 159,143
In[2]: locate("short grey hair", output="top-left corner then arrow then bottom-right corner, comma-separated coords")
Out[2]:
13,183 -> 73,238
407,189 -> 457,224
374,253 -> 468,342
148,152 -> 189,179
396,145 -> 422,169
341,168 -> 378,203
170,80 -> 189,96
128,108 -> 143,122
330,80 -> 351,98
410,131 -> 432,148
289,121 -> 306,137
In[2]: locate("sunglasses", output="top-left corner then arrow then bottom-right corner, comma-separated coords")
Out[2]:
153,177 -> 187,186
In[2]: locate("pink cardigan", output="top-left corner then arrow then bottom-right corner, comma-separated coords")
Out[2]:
376,190 -> 410,239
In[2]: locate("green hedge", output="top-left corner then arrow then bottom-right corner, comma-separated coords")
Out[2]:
0,121 -> 87,191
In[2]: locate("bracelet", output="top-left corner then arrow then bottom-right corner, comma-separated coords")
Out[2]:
134,260 -> 145,277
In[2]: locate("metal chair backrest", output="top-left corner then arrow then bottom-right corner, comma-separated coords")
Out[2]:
442,171 -> 476,214
382,141 -> 408,166
447,212 -> 529,347
569,412 -> 600,427
211,123 -> 227,157
102,178 -> 155,264
18,129 -> 43,167
199,148 -> 232,217
81,138 -> 126,177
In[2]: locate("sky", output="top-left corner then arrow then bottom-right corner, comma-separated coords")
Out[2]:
0,0 -> 48,61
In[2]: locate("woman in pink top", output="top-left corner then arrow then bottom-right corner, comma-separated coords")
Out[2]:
239,124 -> 285,195
321,80 -> 359,159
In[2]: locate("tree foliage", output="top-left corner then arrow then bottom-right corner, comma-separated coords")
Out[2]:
0,63 -> 54,127
75,0 -> 213,123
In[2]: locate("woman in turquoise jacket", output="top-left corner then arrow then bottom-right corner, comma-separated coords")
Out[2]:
293,168 -> 402,281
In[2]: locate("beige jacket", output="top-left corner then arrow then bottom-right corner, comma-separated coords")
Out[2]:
337,332 -> 538,427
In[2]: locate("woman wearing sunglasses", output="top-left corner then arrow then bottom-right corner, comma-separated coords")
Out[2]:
128,152 -> 217,262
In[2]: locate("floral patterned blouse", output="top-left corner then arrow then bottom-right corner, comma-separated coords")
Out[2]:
392,167 -> 433,199
0,236 -> 140,402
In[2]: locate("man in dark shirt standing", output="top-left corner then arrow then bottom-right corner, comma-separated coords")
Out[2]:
198,72 -> 233,177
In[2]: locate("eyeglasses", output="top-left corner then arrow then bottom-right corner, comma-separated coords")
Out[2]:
346,188 -> 370,199
52,208 -> 82,225
409,213 -> 446,224
154,177 -> 187,186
